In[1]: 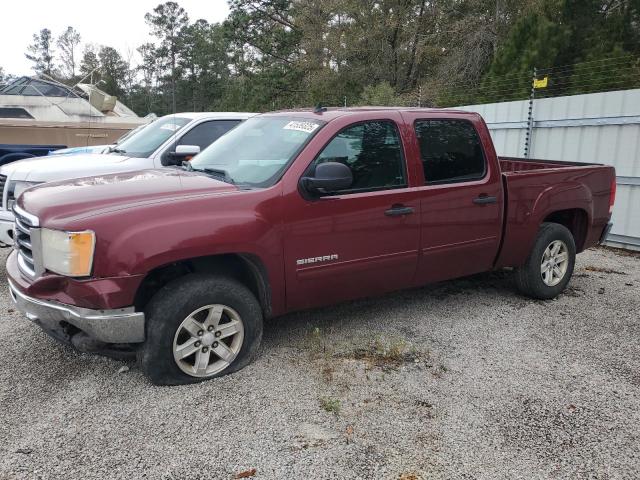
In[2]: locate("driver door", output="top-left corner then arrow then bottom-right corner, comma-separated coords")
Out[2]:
283,116 -> 421,311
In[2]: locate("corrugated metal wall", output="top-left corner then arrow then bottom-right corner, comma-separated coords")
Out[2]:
456,89 -> 640,250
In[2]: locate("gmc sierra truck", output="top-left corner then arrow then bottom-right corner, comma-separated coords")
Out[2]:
7,108 -> 616,385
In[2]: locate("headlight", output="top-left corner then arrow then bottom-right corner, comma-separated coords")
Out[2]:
8,181 -> 41,210
41,229 -> 95,277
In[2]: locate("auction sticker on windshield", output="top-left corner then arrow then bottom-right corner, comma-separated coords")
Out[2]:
283,121 -> 320,133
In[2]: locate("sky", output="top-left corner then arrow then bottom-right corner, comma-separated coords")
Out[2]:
0,0 -> 230,76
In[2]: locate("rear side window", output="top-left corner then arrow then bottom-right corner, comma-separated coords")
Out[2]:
0,107 -> 33,119
415,120 -> 486,184
311,120 -> 406,193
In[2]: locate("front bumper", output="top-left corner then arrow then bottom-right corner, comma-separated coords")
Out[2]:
9,278 -> 145,344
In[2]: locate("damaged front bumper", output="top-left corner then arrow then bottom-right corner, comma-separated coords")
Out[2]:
8,278 -> 145,345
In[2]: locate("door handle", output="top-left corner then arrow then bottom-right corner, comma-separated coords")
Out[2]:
473,195 -> 497,205
385,204 -> 415,217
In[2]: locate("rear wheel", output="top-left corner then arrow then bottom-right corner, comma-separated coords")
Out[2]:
514,222 -> 576,299
138,274 -> 263,385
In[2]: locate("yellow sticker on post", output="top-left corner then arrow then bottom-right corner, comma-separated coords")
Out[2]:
533,76 -> 549,89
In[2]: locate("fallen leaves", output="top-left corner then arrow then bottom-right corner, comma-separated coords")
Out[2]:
345,425 -> 354,444
233,468 -> 257,479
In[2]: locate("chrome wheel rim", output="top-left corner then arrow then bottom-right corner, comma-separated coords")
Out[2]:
172,304 -> 244,378
540,240 -> 569,287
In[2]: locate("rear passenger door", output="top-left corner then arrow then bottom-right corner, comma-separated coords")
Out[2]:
160,120 -> 241,166
405,115 -> 504,284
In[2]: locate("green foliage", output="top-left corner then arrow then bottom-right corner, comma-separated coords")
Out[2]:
79,45 -> 100,80
97,47 -> 129,98
319,397 -> 341,415
476,0 -> 640,104
10,0 -> 640,115
359,82 -> 401,106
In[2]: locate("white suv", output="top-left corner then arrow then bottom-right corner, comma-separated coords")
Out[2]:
0,112 -> 254,245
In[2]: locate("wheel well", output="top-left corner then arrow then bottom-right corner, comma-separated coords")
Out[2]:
543,209 -> 588,252
134,254 -> 272,317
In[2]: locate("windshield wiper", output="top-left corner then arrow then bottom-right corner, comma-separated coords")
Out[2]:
190,166 -> 235,185
109,146 -> 127,154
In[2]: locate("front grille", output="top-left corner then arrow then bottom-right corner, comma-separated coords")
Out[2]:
0,174 -> 6,209
13,207 -> 41,277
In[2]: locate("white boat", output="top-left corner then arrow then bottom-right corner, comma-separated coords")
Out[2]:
0,76 -> 151,154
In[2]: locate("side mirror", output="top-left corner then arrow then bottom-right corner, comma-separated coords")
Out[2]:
169,145 -> 201,165
174,144 -> 200,157
301,162 -> 353,195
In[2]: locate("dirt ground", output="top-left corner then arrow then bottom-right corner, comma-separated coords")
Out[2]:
0,246 -> 638,479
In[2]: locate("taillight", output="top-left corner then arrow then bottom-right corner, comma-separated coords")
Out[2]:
609,178 -> 616,215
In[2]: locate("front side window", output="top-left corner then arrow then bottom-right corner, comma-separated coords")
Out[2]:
309,120 -> 406,193
161,120 -> 241,165
114,116 -> 190,158
415,119 -> 486,184
190,116 -> 325,187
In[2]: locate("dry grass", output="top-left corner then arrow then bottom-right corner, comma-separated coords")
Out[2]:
398,473 -> 421,480
584,265 -> 628,275
346,337 -> 420,369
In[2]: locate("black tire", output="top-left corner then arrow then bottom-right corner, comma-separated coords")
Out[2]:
514,222 -> 576,300
138,273 -> 263,385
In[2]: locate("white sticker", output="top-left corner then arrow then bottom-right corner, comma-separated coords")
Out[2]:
283,121 -> 320,133
160,123 -> 180,131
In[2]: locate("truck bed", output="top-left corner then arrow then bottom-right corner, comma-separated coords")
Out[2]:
499,156 -> 602,173
496,156 -> 615,268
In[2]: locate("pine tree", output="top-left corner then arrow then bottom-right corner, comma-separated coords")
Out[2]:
57,27 -> 82,80
25,28 -> 56,76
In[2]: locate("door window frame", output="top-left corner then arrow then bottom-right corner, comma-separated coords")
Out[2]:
301,119 -> 409,197
413,118 -> 488,186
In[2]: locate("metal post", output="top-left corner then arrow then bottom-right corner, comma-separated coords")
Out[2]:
524,67 -> 536,158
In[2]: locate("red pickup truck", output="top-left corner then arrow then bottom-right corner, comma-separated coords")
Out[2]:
7,108 -> 615,384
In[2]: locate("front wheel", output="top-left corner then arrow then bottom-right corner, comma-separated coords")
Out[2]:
514,222 -> 576,300
138,274 -> 263,385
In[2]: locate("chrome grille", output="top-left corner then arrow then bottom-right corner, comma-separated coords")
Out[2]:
13,206 -> 42,278
0,174 -> 6,209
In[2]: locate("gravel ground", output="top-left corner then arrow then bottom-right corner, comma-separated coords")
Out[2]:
0,246 -> 638,480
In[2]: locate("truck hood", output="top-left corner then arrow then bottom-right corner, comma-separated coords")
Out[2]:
0,153 -> 153,183
19,168 -> 239,225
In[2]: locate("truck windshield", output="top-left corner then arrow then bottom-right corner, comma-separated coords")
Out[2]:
189,116 -> 325,187
114,116 -> 190,158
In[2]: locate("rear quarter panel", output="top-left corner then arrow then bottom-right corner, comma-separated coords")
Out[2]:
496,165 -> 615,267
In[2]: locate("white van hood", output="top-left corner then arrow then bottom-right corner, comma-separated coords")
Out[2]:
0,153 -> 156,183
